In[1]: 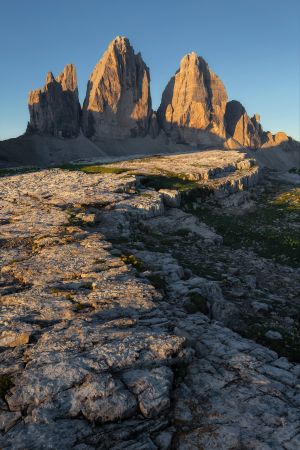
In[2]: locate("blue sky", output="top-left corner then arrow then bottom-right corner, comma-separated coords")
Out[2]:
0,0 -> 299,140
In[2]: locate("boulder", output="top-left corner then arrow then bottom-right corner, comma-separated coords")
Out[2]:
82,36 -> 152,139
27,64 -> 81,138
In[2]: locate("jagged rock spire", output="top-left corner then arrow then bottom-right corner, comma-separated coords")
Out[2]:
225,100 -> 290,148
81,36 -> 153,139
27,64 -> 81,138
157,52 -> 228,145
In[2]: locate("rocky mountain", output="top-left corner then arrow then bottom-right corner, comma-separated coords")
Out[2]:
224,100 -> 262,148
225,99 -> 291,149
81,36 -> 153,139
0,36 -> 297,168
27,64 -> 81,138
157,52 -> 228,145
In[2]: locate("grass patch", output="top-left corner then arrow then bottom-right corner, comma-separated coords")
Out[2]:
140,174 -> 197,192
60,163 -> 128,175
173,360 -> 189,382
184,292 -> 209,315
147,273 -> 166,290
0,167 -> 39,177
139,174 -> 213,203
121,254 -> 144,271
0,375 -> 13,400
289,167 -> 300,175
74,302 -> 90,311
241,321 -> 300,362
66,208 -> 85,227
191,187 -> 300,266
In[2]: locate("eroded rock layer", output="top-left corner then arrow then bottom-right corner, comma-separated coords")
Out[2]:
157,52 -> 228,145
27,64 -> 81,138
82,36 -> 152,139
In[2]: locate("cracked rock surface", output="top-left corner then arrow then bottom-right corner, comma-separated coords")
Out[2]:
0,152 -> 299,449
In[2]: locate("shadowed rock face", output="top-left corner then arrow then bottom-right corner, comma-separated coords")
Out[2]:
225,100 -> 292,149
225,100 -> 262,148
82,36 -> 152,139
157,52 -> 228,145
27,64 -> 81,138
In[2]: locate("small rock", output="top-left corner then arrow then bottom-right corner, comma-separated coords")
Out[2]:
252,302 -> 269,312
154,431 -> 173,449
0,330 -> 31,348
265,330 -> 283,340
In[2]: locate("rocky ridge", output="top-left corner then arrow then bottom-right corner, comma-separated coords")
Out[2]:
81,36 -> 153,139
23,36 -> 298,154
1,152 -> 299,449
225,100 -> 292,149
157,52 -> 228,145
27,64 -> 81,138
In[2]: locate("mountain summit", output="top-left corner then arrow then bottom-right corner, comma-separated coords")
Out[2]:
81,36 -> 153,139
158,52 -> 228,145
27,64 -> 80,138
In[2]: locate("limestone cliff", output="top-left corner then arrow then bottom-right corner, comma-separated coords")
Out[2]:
27,64 -> 81,138
82,36 -> 152,139
224,100 -> 261,148
225,100 -> 293,149
157,52 -> 227,145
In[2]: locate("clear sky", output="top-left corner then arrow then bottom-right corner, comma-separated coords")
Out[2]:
0,0 -> 299,140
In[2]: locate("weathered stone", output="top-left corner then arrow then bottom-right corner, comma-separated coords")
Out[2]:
0,329 -> 30,347
82,36 -> 152,139
158,52 -> 227,145
262,131 -> 290,147
122,367 -> 173,418
0,154 -> 299,450
225,100 -> 262,148
265,330 -> 283,340
27,64 -> 81,138
225,100 -> 294,149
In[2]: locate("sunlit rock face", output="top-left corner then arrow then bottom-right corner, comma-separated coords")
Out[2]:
157,52 -> 228,145
225,100 -> 291,149
82,36 -> 152,139
262,131 -> 289,147
27,64 -> 81,138
225,100 -> 262,148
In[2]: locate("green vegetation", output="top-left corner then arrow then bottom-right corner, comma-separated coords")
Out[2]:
241,319 -> 300,362
141,173 -> 196,191
0,375 -> 13,400
74,302 -> 90,311
191,187 -> 300,266
147,273 -> 166,291
139,173 -> 213,203
121,254 -> 144,271
60,163 -> 128,174
173,360 -> 189,382
66,208 -> 85,227
0,167 -> 39,177
184,292 -> 209,315
289,167 -> 300,175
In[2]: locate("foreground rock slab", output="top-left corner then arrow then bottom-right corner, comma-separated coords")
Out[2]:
0,156 -> 299,449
